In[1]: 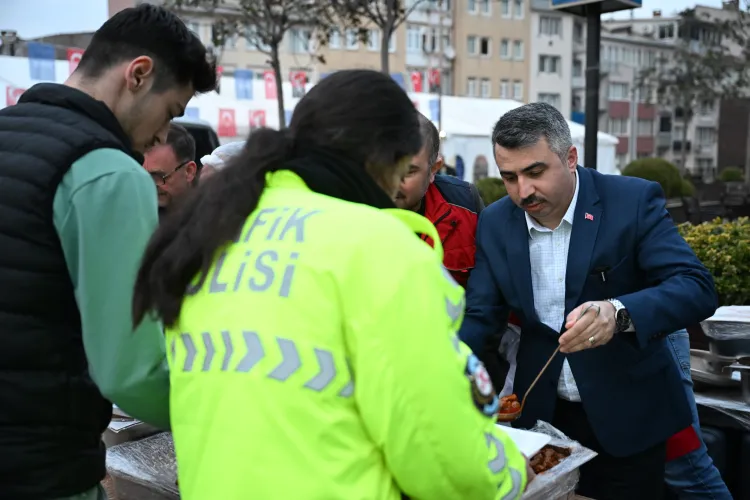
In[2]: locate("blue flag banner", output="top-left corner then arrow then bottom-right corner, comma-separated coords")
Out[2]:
28,42 -> 56,81
185,107 -> 200,119
285,109 -> 293,125
455,155 -> 465,181
319,73 -> 332,80
429,99 -> 440,123
391,73 -> 406,90
235,69 -> 254,100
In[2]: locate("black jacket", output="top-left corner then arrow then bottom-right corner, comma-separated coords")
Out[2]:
0,83 -> 141,498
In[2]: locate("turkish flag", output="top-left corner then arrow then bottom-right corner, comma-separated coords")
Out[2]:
263,70 -> 277,99
67,48 -> 84,75
428,68 -> 441,91
290,71 -> 307,98
5,86 -> 26,107
218,108 -> 236,137
249,110 -> 266,131
410,71 -> 423,93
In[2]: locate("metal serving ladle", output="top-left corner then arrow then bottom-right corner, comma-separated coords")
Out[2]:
496,303 -> 599,422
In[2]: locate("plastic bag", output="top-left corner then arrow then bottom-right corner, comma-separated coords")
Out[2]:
521,421 -> 598,500
106,432 -> 178,498
701,306 -> 750,340
199,141 -> 246,171
498,324 -> 521,397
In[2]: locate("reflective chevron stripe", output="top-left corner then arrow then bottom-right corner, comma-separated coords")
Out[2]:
267,338 -> 301,381
304,348 -> 336,391
442,266 -> 460,288
181,333 -> 197,372
485,432 -> 506,473
201,332 -> 215,371
445,296 -> 465,325
175,331 -> 353,396
500,468 -> 523,500
451,335 -> 461,353
235,331 -> 263,372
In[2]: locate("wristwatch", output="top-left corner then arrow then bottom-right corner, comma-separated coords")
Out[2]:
607,298 -> 632,333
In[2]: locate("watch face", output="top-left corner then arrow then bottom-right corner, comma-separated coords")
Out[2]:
617,309 -> 631,331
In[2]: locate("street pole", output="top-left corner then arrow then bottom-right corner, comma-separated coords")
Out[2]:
584,2 -> 601,170
629,77 -> 638,163
437,1 -> 444,134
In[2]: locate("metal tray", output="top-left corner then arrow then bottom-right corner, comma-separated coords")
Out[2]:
690,349 -> 739,387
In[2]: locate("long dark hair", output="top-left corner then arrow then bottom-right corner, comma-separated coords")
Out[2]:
133,69 -> 422,327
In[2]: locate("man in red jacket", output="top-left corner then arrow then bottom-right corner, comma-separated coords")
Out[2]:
395,114 -> 484,288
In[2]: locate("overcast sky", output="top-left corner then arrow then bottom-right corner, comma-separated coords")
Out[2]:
0,0 -> 729,39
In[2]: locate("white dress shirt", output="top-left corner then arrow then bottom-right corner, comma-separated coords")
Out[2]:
524,173 -> 582,402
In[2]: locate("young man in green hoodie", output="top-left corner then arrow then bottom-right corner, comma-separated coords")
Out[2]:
0,5 -> 216,499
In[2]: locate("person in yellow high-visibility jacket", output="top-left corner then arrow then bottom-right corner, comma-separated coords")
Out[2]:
132,69 -> 532,500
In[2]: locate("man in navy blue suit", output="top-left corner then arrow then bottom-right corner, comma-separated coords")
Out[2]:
459,103 -> 718,500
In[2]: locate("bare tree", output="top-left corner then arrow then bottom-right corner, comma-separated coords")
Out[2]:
333,0 -> 428,74
168,0 -> 336,128
639,8 -> 749,173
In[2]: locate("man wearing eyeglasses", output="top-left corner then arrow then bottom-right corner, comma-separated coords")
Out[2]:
144,123 -> 198,218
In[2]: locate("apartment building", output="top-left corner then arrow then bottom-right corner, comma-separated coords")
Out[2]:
603,3 -> 745,174
573,29 -> 673,170
452,0 -> 530,99
109,0 -> 405,87
528,0 -> 577,117
404,0 -> 454,95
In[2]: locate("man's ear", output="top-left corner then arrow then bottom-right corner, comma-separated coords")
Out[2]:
429,156 -> 444,182
567,146 -> 578,171
185,161 -> 197,183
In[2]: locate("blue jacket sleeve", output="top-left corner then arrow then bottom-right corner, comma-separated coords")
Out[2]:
459,210 -> 510,385
618,182 -> 718,348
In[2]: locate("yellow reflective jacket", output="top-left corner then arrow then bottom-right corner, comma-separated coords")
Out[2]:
166,170 -> 528,500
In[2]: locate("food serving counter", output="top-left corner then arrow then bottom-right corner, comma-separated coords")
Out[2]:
105,419 -> 595,500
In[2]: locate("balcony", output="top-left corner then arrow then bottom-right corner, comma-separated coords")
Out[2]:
694,144 -> 716,157
571,75 -> 585,89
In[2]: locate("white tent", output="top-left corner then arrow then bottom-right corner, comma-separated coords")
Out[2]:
410,93 -> 620,181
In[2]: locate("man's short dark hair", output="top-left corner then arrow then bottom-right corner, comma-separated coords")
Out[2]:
417,112 -> 440,166
77,4 -> 216,93
166,123 -> 196,163
491,102 -> 573,164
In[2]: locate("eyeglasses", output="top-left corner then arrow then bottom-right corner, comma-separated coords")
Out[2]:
150,160 -> 190,186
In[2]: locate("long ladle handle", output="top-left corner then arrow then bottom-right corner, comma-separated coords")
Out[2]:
519,345 -> 561,411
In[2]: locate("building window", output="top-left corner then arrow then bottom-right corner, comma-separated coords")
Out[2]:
697,158 -> 713,171
513,40 -> 524,60
500,79 -> 509,98
407,25 -> 421,53
608,118 -> 629,135
696,127 -> 716,145
468,0 -> 477,12
538,93 -> 562,109
658,24 -> 675,39
480,37 -> 491,56
480,0 -> 491,14
481,78 -> 491,98
388,33 -> 396,53
291,28 -> 311,54
608,82 -> 629,100
467,77 -> 477,97
368,29 -> 381,51
538,55 -> 560,74
573,21 -> 584,43
514,0 -> 524,18
501,0 -> 511,17
572,59 -> 582,77
513,80 -> 523,100
539,16 -> 562,36
346,29 -> 359,50
699,100 -> 715,115
467,35 -> 478,55
637,119 -> 653,136
500,39 -> 510,59
329,29 -> 341,49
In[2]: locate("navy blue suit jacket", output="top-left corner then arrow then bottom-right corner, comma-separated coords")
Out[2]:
459,166 -> 718,458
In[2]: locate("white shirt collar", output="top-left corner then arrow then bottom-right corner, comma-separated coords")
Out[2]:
525,172 -> 579,236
